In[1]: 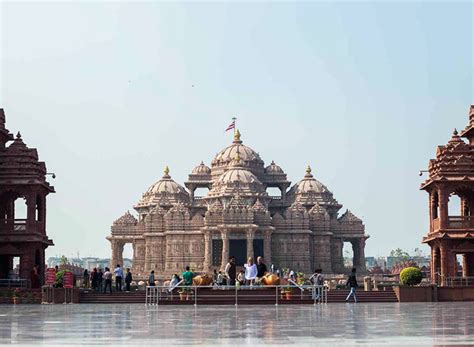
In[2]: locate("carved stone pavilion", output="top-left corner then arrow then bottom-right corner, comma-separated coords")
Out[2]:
107,130 -> 368,277
422,105 -> 474,284
0,109 -> 55,284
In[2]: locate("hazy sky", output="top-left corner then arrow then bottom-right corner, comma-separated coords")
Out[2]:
1,1 -> 472,260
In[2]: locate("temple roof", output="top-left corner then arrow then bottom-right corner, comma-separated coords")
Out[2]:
113,211 -> 138,225
287,166 -> 340,207
421,107 -> 474,190
136,167 -> 189,208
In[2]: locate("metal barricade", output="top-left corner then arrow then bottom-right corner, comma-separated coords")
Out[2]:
145,284 -> 328,306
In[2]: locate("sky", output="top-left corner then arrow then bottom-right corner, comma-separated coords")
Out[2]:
0,1 -> 473,260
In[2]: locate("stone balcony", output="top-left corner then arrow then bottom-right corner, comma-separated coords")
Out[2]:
432,216 -> 474,232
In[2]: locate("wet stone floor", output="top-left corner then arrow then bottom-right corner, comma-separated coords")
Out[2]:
0,302 -> 473,346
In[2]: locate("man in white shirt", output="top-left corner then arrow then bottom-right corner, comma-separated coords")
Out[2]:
114,264 -> 124,292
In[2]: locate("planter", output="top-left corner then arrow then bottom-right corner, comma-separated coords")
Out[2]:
394,286 -> 435,302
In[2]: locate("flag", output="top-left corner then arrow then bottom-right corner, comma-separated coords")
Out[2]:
225,120 -> 235,132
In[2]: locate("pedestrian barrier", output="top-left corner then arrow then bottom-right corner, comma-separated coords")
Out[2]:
145,284 -> 327,306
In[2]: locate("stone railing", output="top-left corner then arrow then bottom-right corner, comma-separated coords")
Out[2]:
448,216 -> 474,229
0,219 -> 30,232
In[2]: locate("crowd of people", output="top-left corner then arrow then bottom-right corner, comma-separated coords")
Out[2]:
80,258 -> 359,302
83,264 -> 133,294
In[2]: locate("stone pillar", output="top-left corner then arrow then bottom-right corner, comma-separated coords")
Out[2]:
438,188 -> 449,229
431,247 -> 438,283
110,239 -> 120,269
220,231 -> 229,271
263,230 -> 272,266
203,231 -> 212,272
358,238 -> 366,272
246,229 -> 255,262
19,252 -> 31,280
26,194 -> 36,225
429,192 -> 434,232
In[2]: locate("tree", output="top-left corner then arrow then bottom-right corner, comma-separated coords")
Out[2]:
60,255 -> 68,265
390,248 -> 410,260
413,248 -> 424,257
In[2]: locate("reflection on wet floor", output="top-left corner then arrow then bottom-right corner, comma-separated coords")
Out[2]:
1,302 -> 474,345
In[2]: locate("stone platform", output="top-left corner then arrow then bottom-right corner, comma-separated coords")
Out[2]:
1,303 -> 474,345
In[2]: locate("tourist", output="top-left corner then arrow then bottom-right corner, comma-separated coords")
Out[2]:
346,268 -> 358,303
224,256 -> 236,286
237,269 -> 245,285
256,256 -> 267,278
170,274 -> 179,289
114,264 -> 123,291
212,269 -> 218,284
103,267 -> 113,294
97,268 -> 103,292
244,257 -> 257,285
83,269 -> 90,289
182,266 -> 193,286
125,268 -> 132,292
217,271 -> 224,286
91,268 -> 98,291
310,269 -> 324,300
149,270 -> 156,286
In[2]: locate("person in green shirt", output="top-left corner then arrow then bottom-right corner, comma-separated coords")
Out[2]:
182,266 -> 193,286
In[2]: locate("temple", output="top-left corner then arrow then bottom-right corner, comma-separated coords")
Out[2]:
0,109 -> 55,285
107,130 -> 368,277
422,105 -> 474,284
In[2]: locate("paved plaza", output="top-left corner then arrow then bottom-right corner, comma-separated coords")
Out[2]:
0,302 -> 473,346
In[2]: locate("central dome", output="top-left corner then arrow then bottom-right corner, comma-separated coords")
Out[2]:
207,155 -> 267,198
211,130 -> 264,180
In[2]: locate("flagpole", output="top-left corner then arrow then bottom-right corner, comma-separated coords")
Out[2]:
232,117 -> 237,136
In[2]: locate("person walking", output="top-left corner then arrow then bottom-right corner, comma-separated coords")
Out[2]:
125,268 -> 133,292
114,264 -> 123,292
103,267 -> 113,294
83,269 -> 90,289
310,269 -> 324,301
148,270 -> 156,286
224,256 -> 236,286
346,268 -> 358,303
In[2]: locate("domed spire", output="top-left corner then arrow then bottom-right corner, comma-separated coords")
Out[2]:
233,129 -> 242,144
163,166 -> 170,177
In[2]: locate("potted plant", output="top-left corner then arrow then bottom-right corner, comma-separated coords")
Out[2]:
400,267 -> 423,286
281,286 -> 293,300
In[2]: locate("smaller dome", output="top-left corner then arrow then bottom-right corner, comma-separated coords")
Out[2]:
136,167 -> 190,208
192,161 -> 211,175
265,160 -> 284,174
145,167 -> 188,195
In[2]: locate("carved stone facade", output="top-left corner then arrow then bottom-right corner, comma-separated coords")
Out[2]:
0,109 -> 55,284
107,130 -> 368,277
422,105 -> 474,284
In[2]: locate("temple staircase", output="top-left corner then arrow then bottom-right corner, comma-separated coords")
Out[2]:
79,287 -> 398,304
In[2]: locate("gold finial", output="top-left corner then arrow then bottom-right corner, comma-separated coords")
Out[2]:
306,165 -> 312,175
234,129 -> 241,142
164,166 -> 170,176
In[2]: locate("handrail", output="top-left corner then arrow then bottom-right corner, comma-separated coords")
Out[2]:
288,279 -> 305,291
145,284 -> 328,306
168,279 -> 184,292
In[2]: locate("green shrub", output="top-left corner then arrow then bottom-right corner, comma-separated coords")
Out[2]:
400,267 -> 422,286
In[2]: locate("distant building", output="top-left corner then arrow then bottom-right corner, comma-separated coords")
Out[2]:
47,257 -> 133,271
